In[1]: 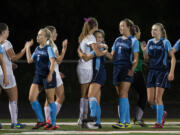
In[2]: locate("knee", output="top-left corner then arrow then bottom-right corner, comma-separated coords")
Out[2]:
147,98 -> 154,105
29,95 -> 35,102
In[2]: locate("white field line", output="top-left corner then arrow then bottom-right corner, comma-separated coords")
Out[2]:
2,122 -> 180,126
4,130 -> 180,134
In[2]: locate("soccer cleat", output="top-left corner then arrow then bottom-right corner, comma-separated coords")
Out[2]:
32,122 -> 46,129
45,124 -> 56,130
11,123 -> 26,129
152,123 -> 163,128
87,123 -> 102,129
134,119 -> 147,127
81,122 -> 88,128
44,120 -> 51,128
161,111 -> 167,126
55,124 -> 60,129
125,123 -> 132,128
112,122 -> 125,129
83,116 -> 97,123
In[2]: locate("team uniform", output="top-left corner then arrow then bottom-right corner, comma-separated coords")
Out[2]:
87,47 -> 106,129
77,34 -> 96,123
0,40 -> 16,89
0,40 -> 24,128
30,44 -> 57,127
146,38 -> 172,125
173,39 -> 180,52
112,35 -> 139,128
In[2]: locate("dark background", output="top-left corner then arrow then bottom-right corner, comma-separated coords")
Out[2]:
0,0 -> 180,118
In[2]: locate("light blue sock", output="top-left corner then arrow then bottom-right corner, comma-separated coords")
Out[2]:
89,97 -> 97,117
156,105 -> 164,124
96,104 -> 101,124
119,98 -> 127,124
31,101 -> 44,122
151,104 -> 157,110
125,99 -> 130,124
49,102 -> 57,126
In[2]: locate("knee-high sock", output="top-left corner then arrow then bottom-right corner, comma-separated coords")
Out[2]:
156,105 -> 164,124
9,101 -> 18,124
151,104 -> 157,110
125,99 -> 130,124
31,101 -> 44,122
79,98 -> 84,120
119,98 -> 128,124
89,97 -> 97,117
55,102 -> 62,117
83,99 -> 89,119
44,106 -> 51,121
96,104 -> 101,124
49,102 -> 57,126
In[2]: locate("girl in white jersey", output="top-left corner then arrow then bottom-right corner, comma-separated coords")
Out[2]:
44,26 -> 68,128
0,23 -> 26,129
77,17 -> 98,127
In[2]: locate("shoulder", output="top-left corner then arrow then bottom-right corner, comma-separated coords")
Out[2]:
147,38 -> 154,45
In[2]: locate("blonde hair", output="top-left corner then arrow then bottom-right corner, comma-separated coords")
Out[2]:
154,23 -> 167,39
40,28 -> 54,48
78,17 -> 98,43
45,26 -> 56,48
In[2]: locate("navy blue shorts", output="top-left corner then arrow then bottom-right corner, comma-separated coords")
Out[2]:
113,66 -> 133,85
146,70 -> 170,89
91,68 -> 106,86
32,72 -> 57,89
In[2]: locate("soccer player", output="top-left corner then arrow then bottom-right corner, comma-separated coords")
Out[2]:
77,17 -> 98,127
142,23 -> 176,128
26,28 -> 57,130
0,23 -> 26,129
106,18 -> 139,129
78,29 -> 108,129
132,25 -> 147,127
172,39 -> 180,53
44,26 -> 67,128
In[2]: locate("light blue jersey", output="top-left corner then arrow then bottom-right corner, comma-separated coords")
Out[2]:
0,45 -> 3,54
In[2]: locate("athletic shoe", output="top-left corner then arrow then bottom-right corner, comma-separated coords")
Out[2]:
81,122 -> 88,128
44,120 -> 51,128
152,123 -> 163,128
45,124 -> 56,130
83,116 -> 97,123
161,111 -> 167,126
112,122 -> 125,129
11,123 -> 26,129
55,124 -> 60,129
32,122 -> 46,129
134,119 -> 147,127
87,123 -> 102,129
125,123 -> 132,128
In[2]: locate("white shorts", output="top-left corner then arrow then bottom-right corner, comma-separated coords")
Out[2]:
77,66 -> 93,84
0,74 -> 16,89
55,71 -> 63,87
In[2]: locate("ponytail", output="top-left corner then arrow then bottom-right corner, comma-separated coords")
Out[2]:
154,23 -> 167,39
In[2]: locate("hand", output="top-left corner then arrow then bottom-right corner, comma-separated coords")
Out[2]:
25,39 -> 34,48
3,76 -> 9,87
103,44 -> 108,50
168,73 -> 174,81
47,74 -> 52,83
128,69 -> 134,77
12,63 -> 18,70
60,72 -> 65,79
141,41 -> 147,51
62,39 -> 68,50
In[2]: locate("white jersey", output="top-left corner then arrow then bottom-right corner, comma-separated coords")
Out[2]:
0,40 -> 13,75
53,44 -> 59,73
78,34 -> 96,69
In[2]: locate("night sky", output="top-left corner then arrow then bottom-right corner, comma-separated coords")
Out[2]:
0,0 -> 179,59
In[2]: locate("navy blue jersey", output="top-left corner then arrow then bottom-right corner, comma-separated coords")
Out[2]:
111,36 -> 139,68
32,44 -> 56,76
146,38 -> 172,71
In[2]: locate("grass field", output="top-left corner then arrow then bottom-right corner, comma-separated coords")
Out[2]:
1,118 -> 180,135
